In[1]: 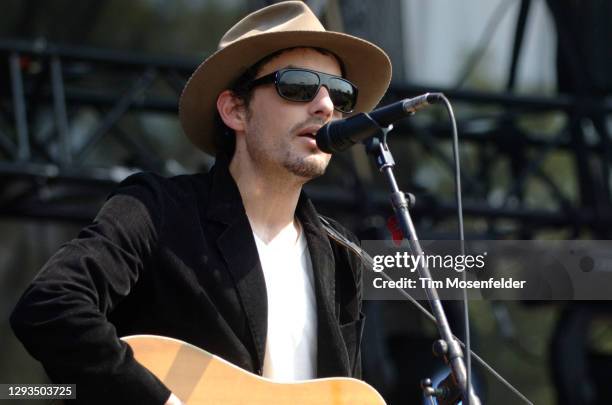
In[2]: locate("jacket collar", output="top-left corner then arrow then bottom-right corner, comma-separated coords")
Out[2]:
204,154 -> 246,225
205,156 -> 350,376
205,155 -> 268,372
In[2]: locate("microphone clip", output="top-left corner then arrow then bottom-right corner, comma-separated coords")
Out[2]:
363,124 -> 395,172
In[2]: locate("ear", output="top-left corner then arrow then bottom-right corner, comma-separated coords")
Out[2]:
217,90 -> 248,132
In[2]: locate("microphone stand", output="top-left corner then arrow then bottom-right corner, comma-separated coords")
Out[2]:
361,117 -> 481,405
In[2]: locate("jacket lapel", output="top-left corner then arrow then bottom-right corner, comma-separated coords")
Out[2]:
204,158 -> 267,373
297,195 -> 351,377
204,157 -> 351,377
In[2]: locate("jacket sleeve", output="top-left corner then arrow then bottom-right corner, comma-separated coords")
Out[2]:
9,173 -> 171,404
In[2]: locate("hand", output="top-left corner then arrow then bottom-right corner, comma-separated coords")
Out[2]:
164,392 -> 184,405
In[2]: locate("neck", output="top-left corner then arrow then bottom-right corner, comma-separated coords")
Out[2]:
229,152 -> 305,243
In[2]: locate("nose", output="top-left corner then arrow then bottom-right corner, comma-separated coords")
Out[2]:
308,85 -> 337,120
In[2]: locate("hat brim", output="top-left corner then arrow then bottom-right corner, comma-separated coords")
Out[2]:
179,30 -> 392,155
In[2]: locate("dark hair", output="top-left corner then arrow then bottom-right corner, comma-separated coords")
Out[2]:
214,47 -> 345,159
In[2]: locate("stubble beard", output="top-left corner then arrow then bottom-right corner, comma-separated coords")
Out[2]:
282,117 -> 331,179
245,113 -> 331,180
282,150 -> 329,179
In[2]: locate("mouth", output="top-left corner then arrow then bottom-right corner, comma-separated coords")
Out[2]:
299,132 -> 316,140
297,126 -> 321,141
297,132 -> 320,151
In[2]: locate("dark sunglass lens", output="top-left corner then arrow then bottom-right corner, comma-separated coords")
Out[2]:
277,70 -> 320,101
329,78 -> 356,112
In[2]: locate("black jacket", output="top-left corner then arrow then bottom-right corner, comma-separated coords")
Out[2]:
10,158 -> 365,404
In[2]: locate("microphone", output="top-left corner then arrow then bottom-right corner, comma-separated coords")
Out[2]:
316,92 -> 443,153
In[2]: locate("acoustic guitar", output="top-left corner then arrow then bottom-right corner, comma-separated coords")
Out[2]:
123,335 -> 386,404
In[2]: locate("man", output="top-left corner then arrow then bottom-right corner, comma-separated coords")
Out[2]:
10,1 -> 391,404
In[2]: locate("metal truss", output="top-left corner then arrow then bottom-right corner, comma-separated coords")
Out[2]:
0,39 -> 195,221
2,38 -> 612,239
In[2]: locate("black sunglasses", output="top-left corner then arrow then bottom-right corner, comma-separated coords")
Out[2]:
248,68 -> 358,113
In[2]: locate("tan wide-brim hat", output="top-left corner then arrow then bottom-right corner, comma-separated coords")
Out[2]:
179,0 -> 392,155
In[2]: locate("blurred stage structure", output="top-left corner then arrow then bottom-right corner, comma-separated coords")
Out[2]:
3,1 -> 612,405
1,34 -> 612,237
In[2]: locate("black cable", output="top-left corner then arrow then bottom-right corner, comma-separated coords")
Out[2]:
375,270 -> 534,405
322,138 -> 534,404
323,223 -> 534,404
321,93 -> 533,404
440,93 -> 474,405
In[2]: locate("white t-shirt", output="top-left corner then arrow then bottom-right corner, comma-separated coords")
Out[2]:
252,222 -> 317,381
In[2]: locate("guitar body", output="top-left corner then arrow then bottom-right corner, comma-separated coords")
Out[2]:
123,335 -> 386,404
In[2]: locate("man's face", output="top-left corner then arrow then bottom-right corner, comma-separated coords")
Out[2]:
239,48 -> 342,180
